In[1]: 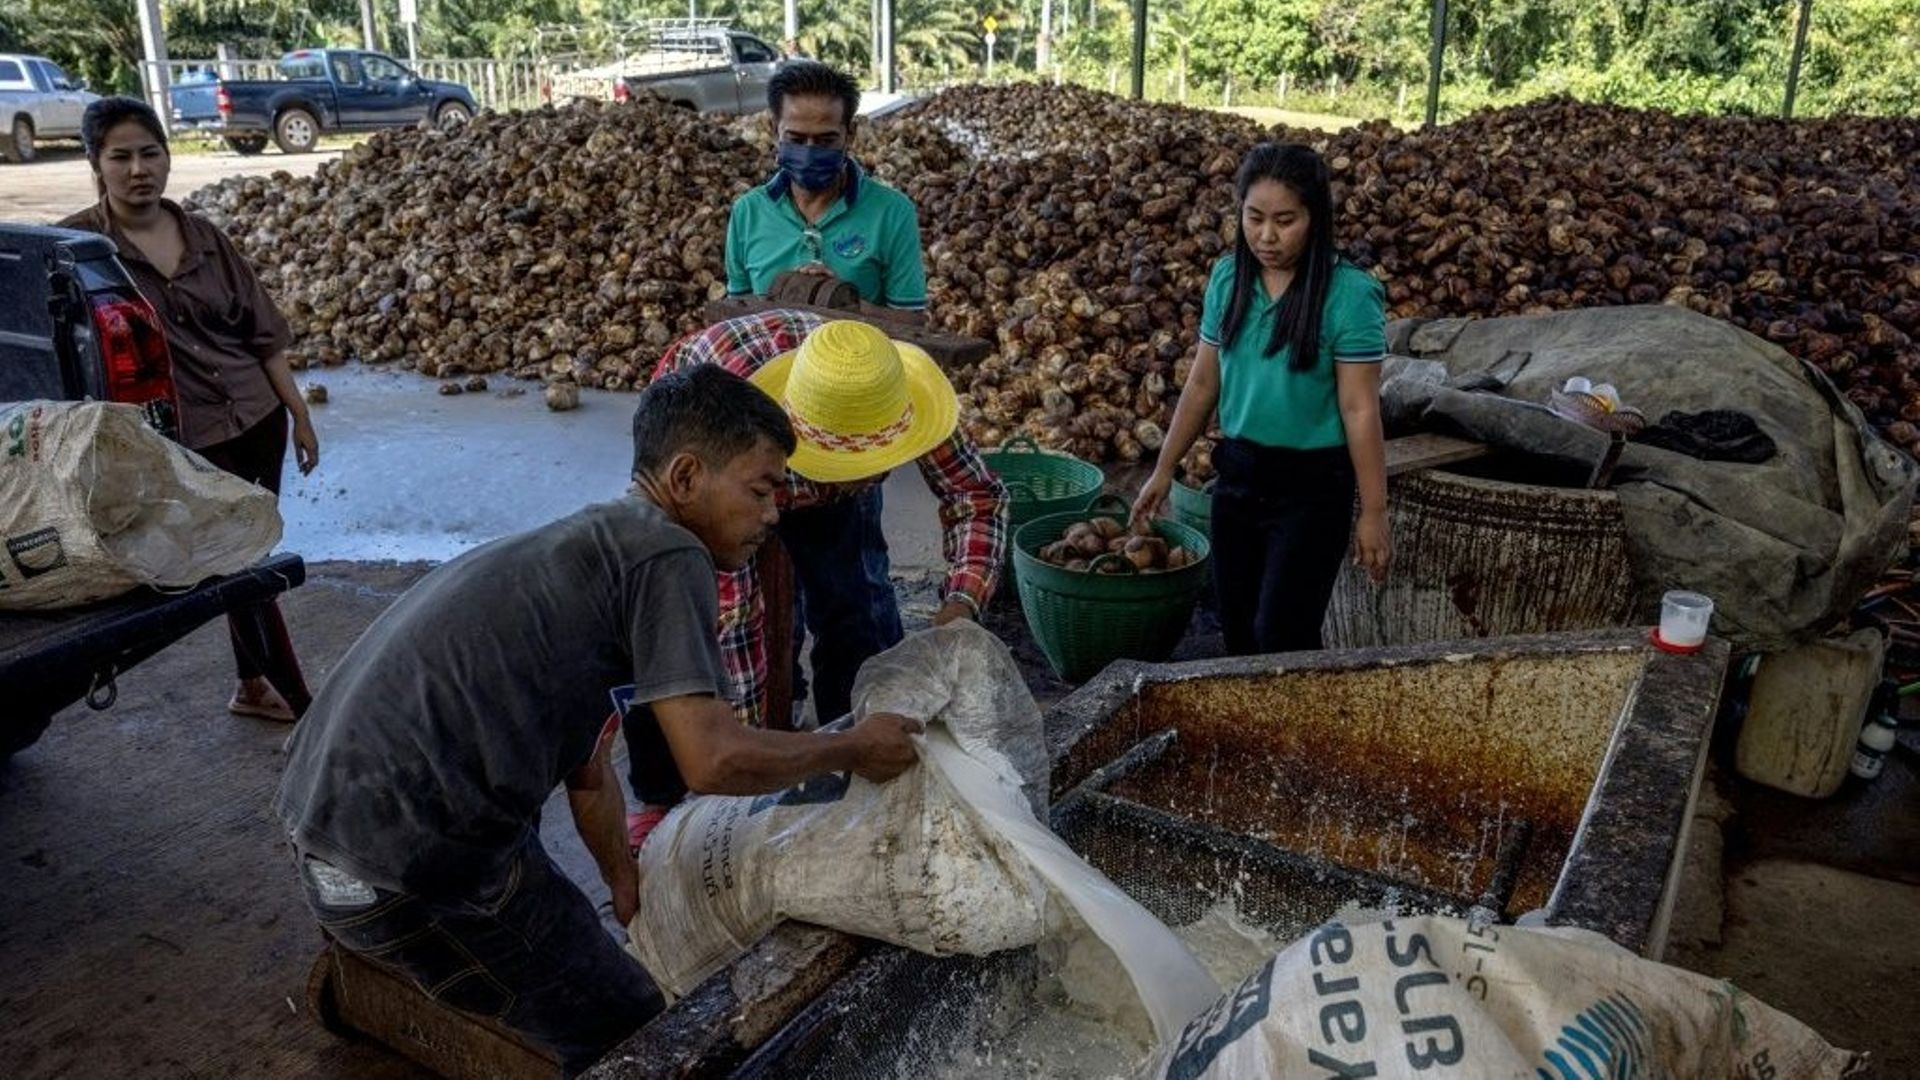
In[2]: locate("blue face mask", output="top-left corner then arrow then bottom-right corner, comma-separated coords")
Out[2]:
777,141 -> 846,192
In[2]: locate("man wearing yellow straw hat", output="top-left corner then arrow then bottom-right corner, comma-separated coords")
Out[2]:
622,311 -> 1008,848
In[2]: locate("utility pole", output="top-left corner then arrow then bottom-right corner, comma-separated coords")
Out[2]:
784,0 -> 799,49
401,0 -> 419,67
1039,0 -> 1052,71
1129,0 -> 1146,99
1783,0 -> 1814,118
1423,0 -> 1449,128
359,0 -> 378,50
135,0 -> 172,133
879,0 -> 896,93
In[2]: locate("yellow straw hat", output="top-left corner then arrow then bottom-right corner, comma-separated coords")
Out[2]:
750,320 -> 959,483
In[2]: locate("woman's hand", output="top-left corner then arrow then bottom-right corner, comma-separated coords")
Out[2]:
1131,468 -> 1173,527
292,411 -> 319,474
1353,506 -> 1391,582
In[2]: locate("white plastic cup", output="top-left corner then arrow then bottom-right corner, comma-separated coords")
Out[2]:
1656,590 -> 1713,652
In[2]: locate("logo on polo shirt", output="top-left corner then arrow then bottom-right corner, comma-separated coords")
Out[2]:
831,234 -> 869,259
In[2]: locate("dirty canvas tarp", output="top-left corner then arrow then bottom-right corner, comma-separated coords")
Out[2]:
1381,306 -> 1915,651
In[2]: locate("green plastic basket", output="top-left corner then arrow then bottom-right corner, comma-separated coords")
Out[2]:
1012,494 -> 1212,682
979,435 -> 1104,534
1170,477 -> 1214,538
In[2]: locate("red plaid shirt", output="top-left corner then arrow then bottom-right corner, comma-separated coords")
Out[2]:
654,309 -> 1008,726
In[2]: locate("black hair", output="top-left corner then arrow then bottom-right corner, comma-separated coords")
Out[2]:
631,364 -> 796,478
81,96 -> 168,165
767,60 -> 860,129
1218,143 -> 1337,373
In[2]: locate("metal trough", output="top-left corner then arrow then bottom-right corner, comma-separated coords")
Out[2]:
590,629 -> 1727,1079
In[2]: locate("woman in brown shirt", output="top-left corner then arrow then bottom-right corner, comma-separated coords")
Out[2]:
63,97 -> 317,722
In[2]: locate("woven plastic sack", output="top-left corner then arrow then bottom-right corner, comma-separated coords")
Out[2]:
0,401 -> 282,610
1143,914 -> 1865,1080
626,622 -> 1054,999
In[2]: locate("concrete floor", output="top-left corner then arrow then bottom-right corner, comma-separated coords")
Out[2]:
0,144 -> 343,225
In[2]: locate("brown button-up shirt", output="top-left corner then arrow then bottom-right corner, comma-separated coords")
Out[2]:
59,199 -> 292,450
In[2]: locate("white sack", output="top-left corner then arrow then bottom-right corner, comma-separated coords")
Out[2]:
1143,914 -> 1865,1079
626,622 -> 1054,999
0,401 -> 282,610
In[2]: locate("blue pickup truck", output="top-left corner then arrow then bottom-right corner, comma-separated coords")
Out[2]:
171,49 -> 477,154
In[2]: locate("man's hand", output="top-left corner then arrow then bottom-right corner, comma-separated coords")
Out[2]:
843,712 -> 924,783
610,859 -> 640,925
932,598 -> 974,626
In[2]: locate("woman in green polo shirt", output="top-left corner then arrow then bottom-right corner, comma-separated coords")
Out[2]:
1133,142 -> 1391,655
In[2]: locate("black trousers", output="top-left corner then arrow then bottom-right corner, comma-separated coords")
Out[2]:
193,407 -> 312,715
1209,437 -> 1356,656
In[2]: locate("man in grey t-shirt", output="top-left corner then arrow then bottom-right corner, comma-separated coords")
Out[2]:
274,366 -> 922,1073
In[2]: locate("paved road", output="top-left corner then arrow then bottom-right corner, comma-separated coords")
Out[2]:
0,144 -> 340,224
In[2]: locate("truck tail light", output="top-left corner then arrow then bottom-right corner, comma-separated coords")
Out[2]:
90,292 -> 179,440
613,80 -> 630,103
216,85 -> 233,116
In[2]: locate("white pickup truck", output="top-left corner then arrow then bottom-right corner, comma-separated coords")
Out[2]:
545,22 -> 786,114
0,53 -> 100,163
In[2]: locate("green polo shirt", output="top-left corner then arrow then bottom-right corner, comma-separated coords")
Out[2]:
725,161 -> 928,310
1199,255 -> 1387,450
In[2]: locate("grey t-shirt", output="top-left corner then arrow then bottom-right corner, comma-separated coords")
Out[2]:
273,498 -> 727,896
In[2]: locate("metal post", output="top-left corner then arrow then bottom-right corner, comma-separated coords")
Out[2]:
1783,0 -> 1813,118
784,0 -> 799,48
880,0 -> 896,93
1040,0 -> 1053,71
359,0 -> 378,50
215,43 -> 237,81
135,0 -> 172,133
1130,0 -> 1146,100
1423,0 -> 1448,128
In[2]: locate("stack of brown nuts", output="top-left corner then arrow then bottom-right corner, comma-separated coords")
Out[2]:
190,84 -> 1916,461
1034,515 -> 1197,574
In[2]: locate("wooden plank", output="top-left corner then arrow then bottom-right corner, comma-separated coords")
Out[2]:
702,296 -> 993,369
1384,432 -> 1490,477
587,923 -> 870,1079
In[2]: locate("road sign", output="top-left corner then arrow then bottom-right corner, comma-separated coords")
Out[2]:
400,0 -> 417,23
984,31 -> 997,46
983,15 -> 998,32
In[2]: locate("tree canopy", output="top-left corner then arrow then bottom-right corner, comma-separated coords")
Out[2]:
7,0 -> 1914,117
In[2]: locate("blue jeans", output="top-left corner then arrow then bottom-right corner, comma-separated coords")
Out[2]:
294,837 -> 662,1075
778,485 -> 904,725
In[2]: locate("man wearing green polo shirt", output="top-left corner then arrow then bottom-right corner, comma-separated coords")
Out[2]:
704,59 -> 944,742
726,60 -> 928,323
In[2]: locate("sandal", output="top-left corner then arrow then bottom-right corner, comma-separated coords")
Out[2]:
230,690 -> 296,723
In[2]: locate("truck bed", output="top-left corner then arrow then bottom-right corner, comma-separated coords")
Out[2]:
0,553 -> 306,740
